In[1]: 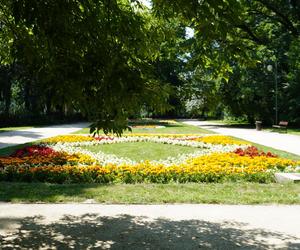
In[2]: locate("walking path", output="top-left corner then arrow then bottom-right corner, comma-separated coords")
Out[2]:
0,204 -> 299,249
183,120 -> 300,156
0,122 -> 88,149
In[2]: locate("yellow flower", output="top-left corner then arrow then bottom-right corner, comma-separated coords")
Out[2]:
43,135 -> 95,143
193,135 -> 248,145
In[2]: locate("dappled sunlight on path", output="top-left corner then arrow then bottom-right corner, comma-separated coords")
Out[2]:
0,204 -> 300,249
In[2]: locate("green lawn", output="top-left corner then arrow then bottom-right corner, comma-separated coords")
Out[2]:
250,142 -> 300,161
1,131 -> 299,161
230,137 -> 300,161
81,142 -> 198,161
74,121 -> 214,135
1,182 -> 299,204
0,142 -> 34,156
0,126 -> 33,133
1,119 -> 300,205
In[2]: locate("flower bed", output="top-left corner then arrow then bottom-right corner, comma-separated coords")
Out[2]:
0,134 -> 299,184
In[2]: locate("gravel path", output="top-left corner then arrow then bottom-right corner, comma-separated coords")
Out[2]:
183,120 -> 300,156
0,204 -> 299,249
0,122 -> 89,149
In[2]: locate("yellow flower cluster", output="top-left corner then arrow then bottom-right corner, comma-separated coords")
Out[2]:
185,153 -> 297,174
101,153 -> 296,176
43,135 -> 95,143
193,135 -> 248,145
3,151 -> 298,184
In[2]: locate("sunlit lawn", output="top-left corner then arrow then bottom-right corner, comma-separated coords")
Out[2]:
74,120 -> 214,135
1,118 -> 300,204
81,142 -> 198,161
0,182 -> 299,204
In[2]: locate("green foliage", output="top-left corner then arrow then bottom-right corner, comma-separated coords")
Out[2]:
0,164 -> 274,184
152,0 -> 300,124
0,0 -> 172,133
1,0 -> 300,128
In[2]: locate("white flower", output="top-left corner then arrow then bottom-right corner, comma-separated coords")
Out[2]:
44,135 -> 247,167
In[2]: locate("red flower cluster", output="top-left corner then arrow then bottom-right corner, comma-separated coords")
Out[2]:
234,146 -> 277,158
11,145 -> 58,157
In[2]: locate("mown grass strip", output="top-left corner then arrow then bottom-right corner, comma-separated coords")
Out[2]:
1,182 -> 299,204
73,121 -> 214,135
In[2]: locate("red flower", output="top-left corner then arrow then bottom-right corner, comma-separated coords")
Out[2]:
11,145 -> 58,157
233,146 -> 277,158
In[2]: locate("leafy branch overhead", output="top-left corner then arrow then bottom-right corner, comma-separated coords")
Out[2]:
0,0 -> 300,129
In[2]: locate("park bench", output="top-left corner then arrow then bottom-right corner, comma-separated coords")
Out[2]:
272,121 -> 288,133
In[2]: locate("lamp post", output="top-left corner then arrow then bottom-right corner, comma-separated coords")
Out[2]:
267,60 -> 278,124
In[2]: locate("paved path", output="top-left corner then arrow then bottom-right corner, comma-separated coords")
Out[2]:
183,120 -> 300,156
0,204 -> 299,249
0,123 -> 88,149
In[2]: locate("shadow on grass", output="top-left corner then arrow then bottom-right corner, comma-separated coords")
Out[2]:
0,182 -> 99,202
0,143 -> 34,156
1,214 -> 299,249
0,130 -> 13,134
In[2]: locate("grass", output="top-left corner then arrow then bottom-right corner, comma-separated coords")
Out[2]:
81,142 -> 198,161
229,136 -> 300,161
251,142 -> 300,161
1,130 -> 299,161
1,119 -> 300,205
74,121 -> 214,135
0,182 -> 299,204
0,142 -> 35,156
0,126 -> 33,133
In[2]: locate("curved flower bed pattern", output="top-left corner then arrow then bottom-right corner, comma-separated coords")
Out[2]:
0,134 -> 299,184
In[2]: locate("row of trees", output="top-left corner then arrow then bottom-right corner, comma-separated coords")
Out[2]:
1,0 -> 300,132
158,0 -> 300,124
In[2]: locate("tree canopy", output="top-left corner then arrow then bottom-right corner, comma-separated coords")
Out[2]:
1,0 -> 300,131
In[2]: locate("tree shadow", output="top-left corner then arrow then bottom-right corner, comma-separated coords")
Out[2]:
0,143 -> 34,156
0,214 -> 299,249
0,142 -> 17,151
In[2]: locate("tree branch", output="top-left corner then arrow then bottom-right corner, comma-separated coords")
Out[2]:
256,0 -> 299,36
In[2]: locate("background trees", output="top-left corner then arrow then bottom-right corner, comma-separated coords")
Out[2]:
152,0 -> 300,124
0,0 -> 300,130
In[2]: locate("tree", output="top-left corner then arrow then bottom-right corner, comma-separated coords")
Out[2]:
152,0 -> 300,124
0,0 -> 171,133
